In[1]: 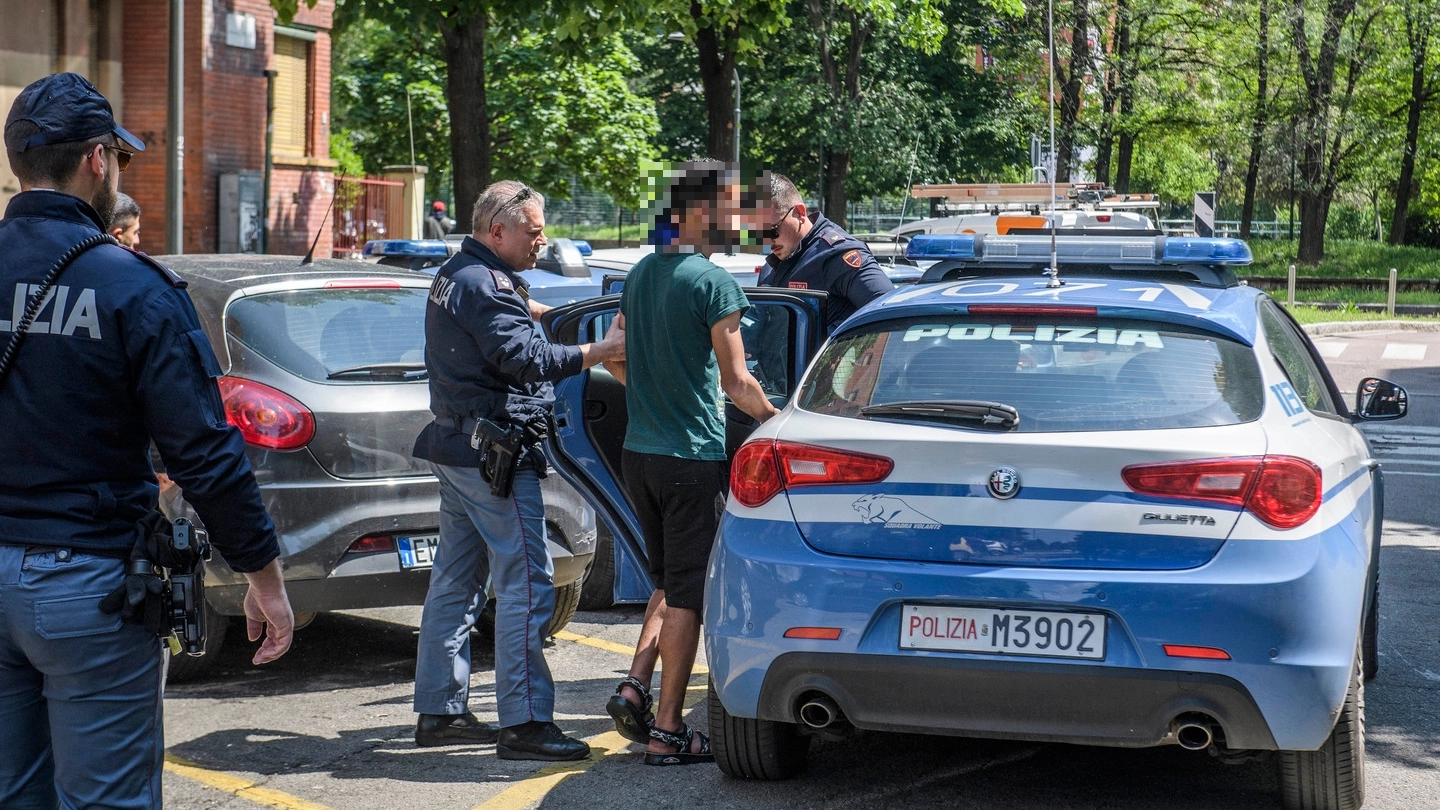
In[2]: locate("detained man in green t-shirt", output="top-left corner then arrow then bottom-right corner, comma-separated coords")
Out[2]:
602,163 -> 778,765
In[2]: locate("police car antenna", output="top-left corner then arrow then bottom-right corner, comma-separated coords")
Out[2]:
1045,0 -> 1061,288
301,171 -> 345,265
893,132 -> 922,253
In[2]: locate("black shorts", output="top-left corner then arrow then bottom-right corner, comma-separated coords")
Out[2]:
620,449 -> 727,613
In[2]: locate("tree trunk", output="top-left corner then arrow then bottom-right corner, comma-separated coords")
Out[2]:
826,150 -> 850,228
1240,0 -> 1270,240
1289,0 -> 1360,264
1057,0 -> 1091,181
694,9 -> 737,162
1113,3 -> 1135,192
1094,0 -> 1127,185
1391,12 -> 1428,245
441,11 -> 489,229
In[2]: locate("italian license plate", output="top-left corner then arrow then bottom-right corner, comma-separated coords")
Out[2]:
900,604 -> 1106,660
397,534 -> 440,570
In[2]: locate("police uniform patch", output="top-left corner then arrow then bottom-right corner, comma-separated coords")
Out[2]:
820,229 -> 845,245
489,268 -> 514,292
842,249 -> 863,268
788,281 -> 809,289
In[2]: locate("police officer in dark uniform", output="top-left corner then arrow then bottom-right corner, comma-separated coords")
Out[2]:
411,179 -> 623,760
0,73 -> 294,810
759,172 -> 893,331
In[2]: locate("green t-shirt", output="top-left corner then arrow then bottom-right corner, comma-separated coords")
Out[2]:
620,251 -> 750,460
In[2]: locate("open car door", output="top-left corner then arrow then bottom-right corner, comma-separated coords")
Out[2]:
541,288 -> 828,604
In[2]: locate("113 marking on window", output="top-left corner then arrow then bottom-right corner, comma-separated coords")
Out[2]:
1270,382 -> 1305,417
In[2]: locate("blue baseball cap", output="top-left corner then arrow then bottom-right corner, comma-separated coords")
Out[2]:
4,72 -> 146,153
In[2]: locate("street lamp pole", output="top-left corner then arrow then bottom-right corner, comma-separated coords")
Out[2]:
733,67 -> 741,164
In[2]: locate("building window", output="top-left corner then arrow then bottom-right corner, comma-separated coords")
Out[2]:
273,32 -> 310,155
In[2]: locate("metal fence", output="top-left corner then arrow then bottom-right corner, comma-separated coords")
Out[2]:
1157,219 -> 1297,239
332,177 -> 407,258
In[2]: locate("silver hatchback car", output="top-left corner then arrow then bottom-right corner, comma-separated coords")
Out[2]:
158,255 -> 596,679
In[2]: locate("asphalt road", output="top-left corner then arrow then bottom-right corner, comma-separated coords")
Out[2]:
160,324 -> 1440,810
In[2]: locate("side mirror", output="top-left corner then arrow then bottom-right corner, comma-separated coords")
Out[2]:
1355,377 -> 1408,420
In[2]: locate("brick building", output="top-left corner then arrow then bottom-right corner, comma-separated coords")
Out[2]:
2,0 -> 335,256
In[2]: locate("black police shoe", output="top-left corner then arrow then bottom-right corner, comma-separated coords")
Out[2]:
415,712 -> 501,747
497,721 -> 591,761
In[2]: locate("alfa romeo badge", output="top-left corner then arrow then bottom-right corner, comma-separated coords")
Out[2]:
988,467 -> 1021,499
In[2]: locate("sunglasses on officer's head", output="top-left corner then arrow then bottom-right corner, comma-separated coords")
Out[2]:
490,186 -> 533,230
102,143 -> 133,173
761,205 -> 796,240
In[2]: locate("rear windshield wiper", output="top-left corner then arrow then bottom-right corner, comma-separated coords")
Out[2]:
327,363 -> 428,381
859,400 -> 1020,429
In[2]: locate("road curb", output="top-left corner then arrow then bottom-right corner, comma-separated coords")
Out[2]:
1303,320 -> 1440,336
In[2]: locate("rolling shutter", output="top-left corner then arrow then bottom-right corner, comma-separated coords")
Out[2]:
273,34 -> 309,155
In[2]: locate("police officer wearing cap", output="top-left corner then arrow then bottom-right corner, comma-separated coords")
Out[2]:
411,179 -> 623,760
759,172 -> 893,331
0,73 -> 294,809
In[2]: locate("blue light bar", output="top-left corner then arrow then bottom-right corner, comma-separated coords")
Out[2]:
361,239 -> 450,258
905,233 -> 978,260
572,240 -> 593,257
1161,237 -> 1252,265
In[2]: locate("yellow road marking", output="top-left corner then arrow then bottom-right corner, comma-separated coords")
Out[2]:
164,754 -> 336,810
553,628 -> 709,675
165,627 -> 711,810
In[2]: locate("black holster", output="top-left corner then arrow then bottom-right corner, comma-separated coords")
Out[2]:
100,511 -> 212,655
471,417 -> 549,498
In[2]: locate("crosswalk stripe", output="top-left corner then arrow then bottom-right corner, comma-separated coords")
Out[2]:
1381,343 -> 1427,360
1313,341 -> 1348,359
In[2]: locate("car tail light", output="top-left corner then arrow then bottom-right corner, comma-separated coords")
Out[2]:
1122,455 -> 1321,530
1096,215 -> 1112,223
784,627 -> 843,640
732,440 -> 894,507
218,377 -> 316,450
346,534 -> 396,554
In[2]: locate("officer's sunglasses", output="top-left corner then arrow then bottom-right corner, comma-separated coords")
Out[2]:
102,143 -> 133,173
761,205 -> 796,240
489,186 -> 533,230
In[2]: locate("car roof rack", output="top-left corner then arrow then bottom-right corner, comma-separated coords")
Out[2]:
909,182 -> 1161,214
909,233 -> 1250,288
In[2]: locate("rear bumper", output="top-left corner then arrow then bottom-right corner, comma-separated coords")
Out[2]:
756,651 -> 1276,750
705,509 -> 1369,752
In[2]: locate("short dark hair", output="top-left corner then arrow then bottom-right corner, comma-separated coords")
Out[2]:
769,172 -> 803,210
4,119 -> 107,186
110,192 -> 140,228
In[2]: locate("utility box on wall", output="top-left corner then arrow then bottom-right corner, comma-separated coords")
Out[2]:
219,172 -> 263,253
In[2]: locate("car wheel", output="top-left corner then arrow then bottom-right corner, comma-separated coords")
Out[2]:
1278,648 -> 1365,810
164,606 -> 231,685
477,579 -> 583,640
708,676 -> 809,780
577,528 -> 615,611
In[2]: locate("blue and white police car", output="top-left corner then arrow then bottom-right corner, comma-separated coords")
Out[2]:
361,237 -> 607,309
543,232 -> 1405,810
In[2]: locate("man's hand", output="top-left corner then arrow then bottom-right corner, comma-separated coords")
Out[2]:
242,559 -> 294,665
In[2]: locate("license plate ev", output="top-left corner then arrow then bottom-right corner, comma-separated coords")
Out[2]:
397,534 -> 440,569
901,604 -> 1106,660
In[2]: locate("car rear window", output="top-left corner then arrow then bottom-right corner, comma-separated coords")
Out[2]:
225,288 -> 428,382
797,315 -> 1263,432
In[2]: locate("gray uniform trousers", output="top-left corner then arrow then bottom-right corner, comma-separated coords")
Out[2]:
413,463 -> 557,727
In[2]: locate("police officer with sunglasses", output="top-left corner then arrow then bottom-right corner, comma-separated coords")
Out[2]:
0,73 -> 294,810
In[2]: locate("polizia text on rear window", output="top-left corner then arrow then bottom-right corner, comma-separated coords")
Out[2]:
798,316 -> 1263,432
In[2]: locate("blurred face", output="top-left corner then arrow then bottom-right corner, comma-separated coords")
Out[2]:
489,201 -> 547,270
768,202 -> 806,260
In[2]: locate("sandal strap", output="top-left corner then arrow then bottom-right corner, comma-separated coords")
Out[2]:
647,723 -> 692,751
616,676 -> 653,712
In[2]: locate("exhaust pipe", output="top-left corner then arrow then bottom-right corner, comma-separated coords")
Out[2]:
1172,715 -> 1216,751
799,695 -> 842,730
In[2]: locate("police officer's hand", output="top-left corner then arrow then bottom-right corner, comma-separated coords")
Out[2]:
579,316 -> 625,370
242,560 -> 294,664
